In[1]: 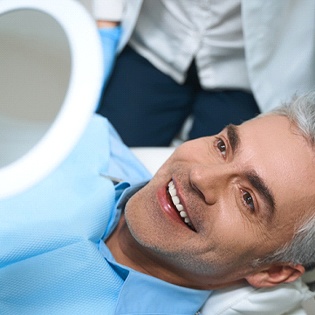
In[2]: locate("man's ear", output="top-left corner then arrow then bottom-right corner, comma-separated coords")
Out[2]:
245,264 -> 305,288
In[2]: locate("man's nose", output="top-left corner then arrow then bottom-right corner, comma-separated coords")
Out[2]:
189,163 -> 233,205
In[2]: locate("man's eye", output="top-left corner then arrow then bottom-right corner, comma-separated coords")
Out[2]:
242,190 -> 255,211
216,138 -> 227,157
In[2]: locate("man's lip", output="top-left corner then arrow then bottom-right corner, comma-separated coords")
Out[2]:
157,185 -> 186,227
157,180 -> 196,231
169,179 -> 196,231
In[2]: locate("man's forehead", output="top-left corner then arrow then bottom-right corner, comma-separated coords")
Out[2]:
237,115 -> 300,146
222,115 -> 293,153
239,115 -> 315,218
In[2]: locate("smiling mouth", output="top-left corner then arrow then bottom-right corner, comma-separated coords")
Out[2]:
168,180 -> 196,231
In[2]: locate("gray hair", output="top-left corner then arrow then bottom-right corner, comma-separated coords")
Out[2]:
253,91 -> 315,270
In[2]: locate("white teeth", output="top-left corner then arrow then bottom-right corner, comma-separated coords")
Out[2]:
168,182 -> 176,195
184,218 -> 190,223
169,188 -> 177,197
171,196 -> 180,205
168,180 -> 192,226
179,211 -> 187,218
168,181 -> 174,188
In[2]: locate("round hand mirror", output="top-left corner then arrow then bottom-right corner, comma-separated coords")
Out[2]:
0,0 -> 103,198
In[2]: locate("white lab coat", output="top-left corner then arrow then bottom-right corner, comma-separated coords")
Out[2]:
93,0 -> 315,112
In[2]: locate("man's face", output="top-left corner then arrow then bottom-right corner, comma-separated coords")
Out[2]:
124,115 -> 315,288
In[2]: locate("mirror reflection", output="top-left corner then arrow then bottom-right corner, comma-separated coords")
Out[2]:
0,9 -> 71,167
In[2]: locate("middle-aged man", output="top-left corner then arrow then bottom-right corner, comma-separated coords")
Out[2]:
106,92 -> 315,292
2,93 -> 315,314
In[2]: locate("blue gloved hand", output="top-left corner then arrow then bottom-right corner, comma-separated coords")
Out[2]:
98,26 -> 122,86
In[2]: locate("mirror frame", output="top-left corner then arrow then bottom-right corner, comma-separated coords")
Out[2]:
0,0 -> 104,198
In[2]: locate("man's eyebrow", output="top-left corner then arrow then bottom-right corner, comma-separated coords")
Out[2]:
226,124 -> 240,154
226,124 -> 276,219
246,171 -> 276,221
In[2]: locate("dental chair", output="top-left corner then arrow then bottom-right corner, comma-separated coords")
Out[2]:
0,0 -> 314,313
